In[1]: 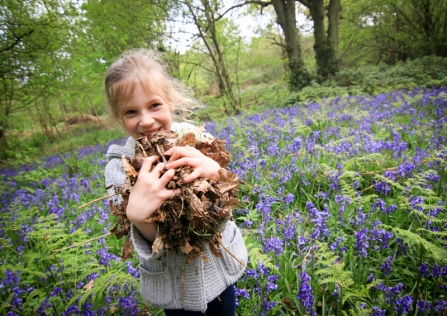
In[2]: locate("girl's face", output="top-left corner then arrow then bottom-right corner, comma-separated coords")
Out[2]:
122,83 -> 173,139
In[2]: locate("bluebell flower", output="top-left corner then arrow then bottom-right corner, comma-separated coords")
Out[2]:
297,271 -> 315,316
245,269 -> 259,279
126,261 -> 140,279
372,306 -> 386,316
329,236 -> 344,252
419,262 -> 430,277
432,262 -> 441,278
417,299 -> 431,313
394,295 -> 412,314
234,286 -> 250,299
374,181 -> 391,195
381,256 -> 393,276
354,227 -> 369,258
397,161 -> 415,177
283,193 -> 295,205
261,301 -> 277,316
257,261 -> 270,277
434,300 -> 447,313
265,281 -> 278,293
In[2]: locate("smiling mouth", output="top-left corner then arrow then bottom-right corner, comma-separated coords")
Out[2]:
140,127 -> 163,136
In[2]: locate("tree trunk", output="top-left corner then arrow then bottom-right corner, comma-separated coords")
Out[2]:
185,0 -> 239,114
202,0 -> 239,114
327,0 -> 340,56
272,0 -> 311,90
300,0 -> 340,79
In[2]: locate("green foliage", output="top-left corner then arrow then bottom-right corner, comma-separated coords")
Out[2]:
283,56 -> 447,104
381,225 -> 447,265
0,215 -> 138,314
315,242 -> 354,289
339,0 -> 447,66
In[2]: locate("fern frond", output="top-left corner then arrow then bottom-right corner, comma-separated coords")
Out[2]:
342,279 -> 382,305
380,224 -> 447,264
315,242 -> 354,289
340,179 -> 362,206
291,122 -> 312,137
243,234 -> 277,272
374,175 -> 405,191
70,269 -> 139,309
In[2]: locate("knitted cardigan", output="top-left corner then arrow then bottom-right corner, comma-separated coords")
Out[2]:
104,122 -> 248,312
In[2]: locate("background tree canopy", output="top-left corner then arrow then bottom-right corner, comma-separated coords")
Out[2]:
0,0 -> 446,159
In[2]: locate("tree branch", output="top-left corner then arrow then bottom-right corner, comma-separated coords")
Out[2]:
217,0 -> 272,21
297,0 -> 310,8
0,29 -> 34,53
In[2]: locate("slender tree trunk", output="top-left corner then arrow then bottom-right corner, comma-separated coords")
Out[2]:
86,94 -> 105,128
201,0 -> 239,113
185,0 -> 239,114
272,0 -> 311,90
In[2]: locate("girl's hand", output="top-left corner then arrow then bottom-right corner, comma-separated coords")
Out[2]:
127,156 -> 180,241
165,146 -> 221,183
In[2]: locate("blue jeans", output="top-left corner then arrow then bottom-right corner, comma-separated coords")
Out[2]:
164,285 -> 236,316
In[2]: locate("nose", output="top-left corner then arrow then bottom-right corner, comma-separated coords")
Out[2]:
140,111 -> 155,127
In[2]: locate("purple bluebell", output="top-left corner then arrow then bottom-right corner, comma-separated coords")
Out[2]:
354,227 -> 369,258
372,306 -> 386,316
297,271 -> 316,316
417,299 -> 431,313
381,257 -> 393,276
394,295 -> 413,314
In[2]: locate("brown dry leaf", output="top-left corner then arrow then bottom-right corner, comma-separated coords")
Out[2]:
83,280 -> 94,291
192,179 -> 211,194
196,139 -> 230,168
152,235 -> 165,254
110,306 -> 117,314
122,235 -> 134,260
121,155 -> 138,179
181,240 -> 194,254
108,130 -> 241,262
178,133 -> 197,147
218,169 -> 240,194
131,152 -> 146,170
220,197 -> 239,218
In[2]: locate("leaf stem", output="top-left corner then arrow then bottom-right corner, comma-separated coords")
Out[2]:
218,239 -> 246,267
52,232 -> 111,254
78,193 -> 117,209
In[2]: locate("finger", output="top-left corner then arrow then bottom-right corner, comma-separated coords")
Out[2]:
181,170 -> 200,184
166,147 -> 197,162
140,156 -> 159,173
160,187 -> 182,200
166,149 -> 185,163
167,157 -> 193,170
151,161 -> 166,176
164,147 -> 174,156
159,168 -> 176,186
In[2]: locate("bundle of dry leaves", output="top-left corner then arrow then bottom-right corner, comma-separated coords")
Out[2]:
108,128 -> 241,263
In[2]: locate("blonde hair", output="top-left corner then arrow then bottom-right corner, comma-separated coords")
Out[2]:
105,49 -> 198,124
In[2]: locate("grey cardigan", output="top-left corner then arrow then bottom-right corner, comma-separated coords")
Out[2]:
104,123 -> 248,312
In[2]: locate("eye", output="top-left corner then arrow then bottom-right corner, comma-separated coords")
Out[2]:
124,109 -> 137,115
150,103 -> 161,109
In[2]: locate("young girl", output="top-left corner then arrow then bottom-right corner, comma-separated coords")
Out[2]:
104,49 -> 248,315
